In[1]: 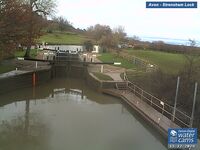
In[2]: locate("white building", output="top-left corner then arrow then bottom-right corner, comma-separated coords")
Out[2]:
42,45 -> 85,54
92,45 -> 100,53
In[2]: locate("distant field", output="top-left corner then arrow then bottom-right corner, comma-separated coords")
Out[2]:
98,49 -> 200,74
124,49 -> 188,74
98,53 -> 137,69
38,32 -> 91,45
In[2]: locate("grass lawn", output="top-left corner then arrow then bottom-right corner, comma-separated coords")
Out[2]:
15,49 -> 38,58
98,53 -> 137,69
0,64 -> 15,74
124,49 -> 188,74
38,32 -> 91,45
92,72 -> 113,81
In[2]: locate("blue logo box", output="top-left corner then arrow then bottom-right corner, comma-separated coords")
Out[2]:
146,1 -> 198,8
168,128 -> 197,149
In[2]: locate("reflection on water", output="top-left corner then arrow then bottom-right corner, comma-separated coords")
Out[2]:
0,78 -> 168,150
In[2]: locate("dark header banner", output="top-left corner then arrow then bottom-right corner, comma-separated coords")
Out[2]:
146,1 -> 198,8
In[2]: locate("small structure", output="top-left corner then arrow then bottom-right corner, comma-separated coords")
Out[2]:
92,45 -> 100,53
42,50 -> 56,60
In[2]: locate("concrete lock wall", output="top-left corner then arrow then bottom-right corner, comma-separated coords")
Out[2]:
85,69 -> 125,91
85,71 -> 102,91
52,65 -> 85,78
0,69 -> 51,95
0,65 -> 120,95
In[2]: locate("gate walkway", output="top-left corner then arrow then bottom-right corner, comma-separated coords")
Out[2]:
102,81 -> 192,137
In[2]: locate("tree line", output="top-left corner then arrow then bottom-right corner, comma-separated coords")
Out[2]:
128,38 -> 200,53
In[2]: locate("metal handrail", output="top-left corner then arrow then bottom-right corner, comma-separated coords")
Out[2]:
116,81 -> 191,128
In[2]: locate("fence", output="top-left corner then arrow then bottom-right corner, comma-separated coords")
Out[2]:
132,56 -> 158,72
120,73 -> 192,128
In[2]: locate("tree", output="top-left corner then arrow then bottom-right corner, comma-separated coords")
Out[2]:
99,34 -> 115,49
0,0 -> 29,60
113,26 -> 127,45
87,24 -> 112,42
178,40 -> 200,106
184,40 -> 200,81
188,39 -> 196,47
22,0 -> 56,57
52,16 -> 73,31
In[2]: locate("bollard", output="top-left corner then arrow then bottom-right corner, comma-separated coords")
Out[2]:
100,65 -> 104,73
35,61 -> 38,69
158,117 -> 161,123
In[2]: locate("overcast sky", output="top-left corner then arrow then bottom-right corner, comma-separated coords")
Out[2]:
56,0 -> 200,40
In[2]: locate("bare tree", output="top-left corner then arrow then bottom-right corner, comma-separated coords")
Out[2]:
52,16 -> 72,31
0,0 -> 29,60
184,39 -> 200,80
113,26 -> 127,44
22,0 -> 56,57
87,24 -> 112,42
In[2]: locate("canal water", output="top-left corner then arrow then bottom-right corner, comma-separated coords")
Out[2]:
0,78 -> 167,150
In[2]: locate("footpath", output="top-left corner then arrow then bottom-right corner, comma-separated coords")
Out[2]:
87,56 -> 125,81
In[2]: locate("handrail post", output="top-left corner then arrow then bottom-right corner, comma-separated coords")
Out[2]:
190,82 -> 198,128
172,76 -> 180,122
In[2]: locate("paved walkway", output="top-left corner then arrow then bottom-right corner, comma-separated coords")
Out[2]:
104,73 -> 123,81
87,56 -> 125,81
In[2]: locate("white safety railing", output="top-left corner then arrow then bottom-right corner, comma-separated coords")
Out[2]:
119,74 -> 192,128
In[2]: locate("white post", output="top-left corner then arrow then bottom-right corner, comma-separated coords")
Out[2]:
92,55 -> 96,62
100,65 -> 104,73
35,61 -> 38,69
160,101 -> 165,116
172,76 -> 180,121
190,82 -> 198,127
